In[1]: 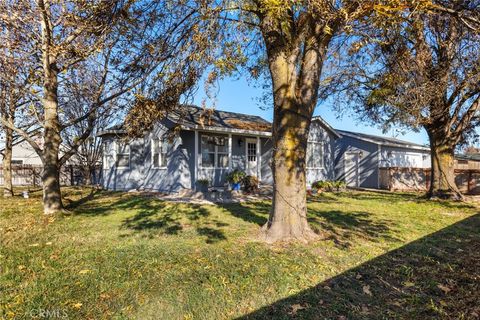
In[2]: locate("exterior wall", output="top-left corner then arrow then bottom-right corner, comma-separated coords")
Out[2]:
335,136 -> 380,188
306,120 -> 337,187
101,118 -> 338,191
380,146 -> 430,169
102,122 -> 193,192
1,141 -> 43,165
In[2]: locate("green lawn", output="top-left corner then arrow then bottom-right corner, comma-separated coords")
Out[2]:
1,188 -> 479,319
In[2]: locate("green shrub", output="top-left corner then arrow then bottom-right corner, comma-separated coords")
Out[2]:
312,180 -> 345,192
226,169 -> 246,184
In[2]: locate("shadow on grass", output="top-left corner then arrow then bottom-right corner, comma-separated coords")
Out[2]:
219,202 -> 270,226
238,213 -> 480,319
308,210 -> 397,248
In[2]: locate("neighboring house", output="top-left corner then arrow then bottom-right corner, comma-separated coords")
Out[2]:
0,139 -> 43,165
455,153 -> 480,170
335,130 -> 431,189
98,105 -> 340,192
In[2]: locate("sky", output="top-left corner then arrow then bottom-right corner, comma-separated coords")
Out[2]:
193,76 -> 431,146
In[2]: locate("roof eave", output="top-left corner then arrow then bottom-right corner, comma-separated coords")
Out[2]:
312,116 -> 341,138
181,124 -> 272,137
338,131 -> 430,151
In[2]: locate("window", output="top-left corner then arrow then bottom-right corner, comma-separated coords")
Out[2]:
306,141 -> 324,168
152,138 -> 169,168
201,134 -> 229,168
11,160 -> 23,165
116,140 -> 130,167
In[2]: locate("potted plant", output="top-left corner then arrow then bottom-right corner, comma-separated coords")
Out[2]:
243,175 -> 259,193
226,169 -> 246,191
196,179 -> 210,193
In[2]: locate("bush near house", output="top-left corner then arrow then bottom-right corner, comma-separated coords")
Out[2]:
1,187 -> 479,319
312,180 -> 346,192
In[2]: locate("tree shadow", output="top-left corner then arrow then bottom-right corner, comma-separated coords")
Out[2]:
219,202 -> 269,226
308,210 -> 397,248
238,213 -> 480,319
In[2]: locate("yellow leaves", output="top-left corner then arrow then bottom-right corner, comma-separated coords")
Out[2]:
437,284 -> 452,294
78,269 -> 91,275
403,281 -> 415,287
323,24 -> 333,36
72,302 -> 83,309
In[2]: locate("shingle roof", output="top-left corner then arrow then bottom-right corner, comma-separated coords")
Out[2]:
168,105 -> 271,132
100,105 -> 272,136
336,129 -> 430,151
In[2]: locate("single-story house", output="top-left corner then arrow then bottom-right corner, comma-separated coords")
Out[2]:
335,130 -> 431,189
98,105 -> 340,192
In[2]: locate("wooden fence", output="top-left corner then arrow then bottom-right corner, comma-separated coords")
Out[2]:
0,165 -> 101,187
379,167 -> 480,195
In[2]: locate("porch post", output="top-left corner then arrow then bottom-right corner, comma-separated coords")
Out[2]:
228,134 -> 232,170
194,130 -> 198,189
256,136 -> 261,181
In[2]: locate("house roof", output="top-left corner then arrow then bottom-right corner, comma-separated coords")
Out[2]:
336,129 -> 430,151
456,153 -> 480,161
99,105 -> 273,137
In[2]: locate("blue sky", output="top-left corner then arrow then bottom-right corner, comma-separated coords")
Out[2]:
193,76 -> 431,146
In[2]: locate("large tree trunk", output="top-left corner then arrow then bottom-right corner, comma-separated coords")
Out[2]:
427,130 -> 463,200
260,50 -> 318,243
2,125 -> 13,197
262,107 -> 318,243
39,0 -> 63,214
41,80 -> 63,214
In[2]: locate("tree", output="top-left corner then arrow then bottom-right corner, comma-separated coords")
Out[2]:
343,1 -> 480,200
0,0 -> 191,213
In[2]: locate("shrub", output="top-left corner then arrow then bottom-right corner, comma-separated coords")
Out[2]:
243,175 -> 259,193
226,169 -> 246,184
312,180 -> 345,192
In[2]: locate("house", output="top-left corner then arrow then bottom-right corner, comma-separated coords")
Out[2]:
335,130 -> 431,189
0,140 -> 43,165
98,105 -> 340,192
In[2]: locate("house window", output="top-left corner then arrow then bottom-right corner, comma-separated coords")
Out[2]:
11,160 -> 23,165
201,134 -> 229,168
307,141 -> 324,168
116,140 -> 130,168
152,138 -> 169,168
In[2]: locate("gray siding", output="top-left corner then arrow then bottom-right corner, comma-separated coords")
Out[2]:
335,135 -> 380,188
306,120 -> 337,186
101,118 -> 338,192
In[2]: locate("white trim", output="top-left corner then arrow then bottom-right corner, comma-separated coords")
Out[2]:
199,133 -> 230,169
245,138 -> 258,176
114,140 -> 131,169
377,144 -> 381,188
228,134 -> 232,169
181,124 -> 271,137
312,116 -> 341,138
194,131 -> 198,183
151,137 -> 167,169
256,136 -> 261,180
306,140 -> 325,169
338,131 -> 430,151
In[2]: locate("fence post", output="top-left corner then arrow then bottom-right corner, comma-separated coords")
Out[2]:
32,167 -> 36,188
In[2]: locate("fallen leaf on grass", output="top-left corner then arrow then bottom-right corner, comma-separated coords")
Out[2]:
403,281 -> 415,287
78,269 -> 91,275
72,302 -> 83,309
288,304 -> 306,316
363,285 -> 372,296
437,284 -> 452,294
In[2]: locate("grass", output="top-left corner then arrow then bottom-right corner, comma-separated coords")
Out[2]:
1,187 -> 479,319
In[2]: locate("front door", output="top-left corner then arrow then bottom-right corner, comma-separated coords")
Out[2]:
345,152 -> 360,188
246,138 -> 258,176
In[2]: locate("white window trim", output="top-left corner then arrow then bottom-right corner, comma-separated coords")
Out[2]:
200,134 -> 230,169
115,140 -> 131,169
306,140 -> 325,169
151,137 -> 168,169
